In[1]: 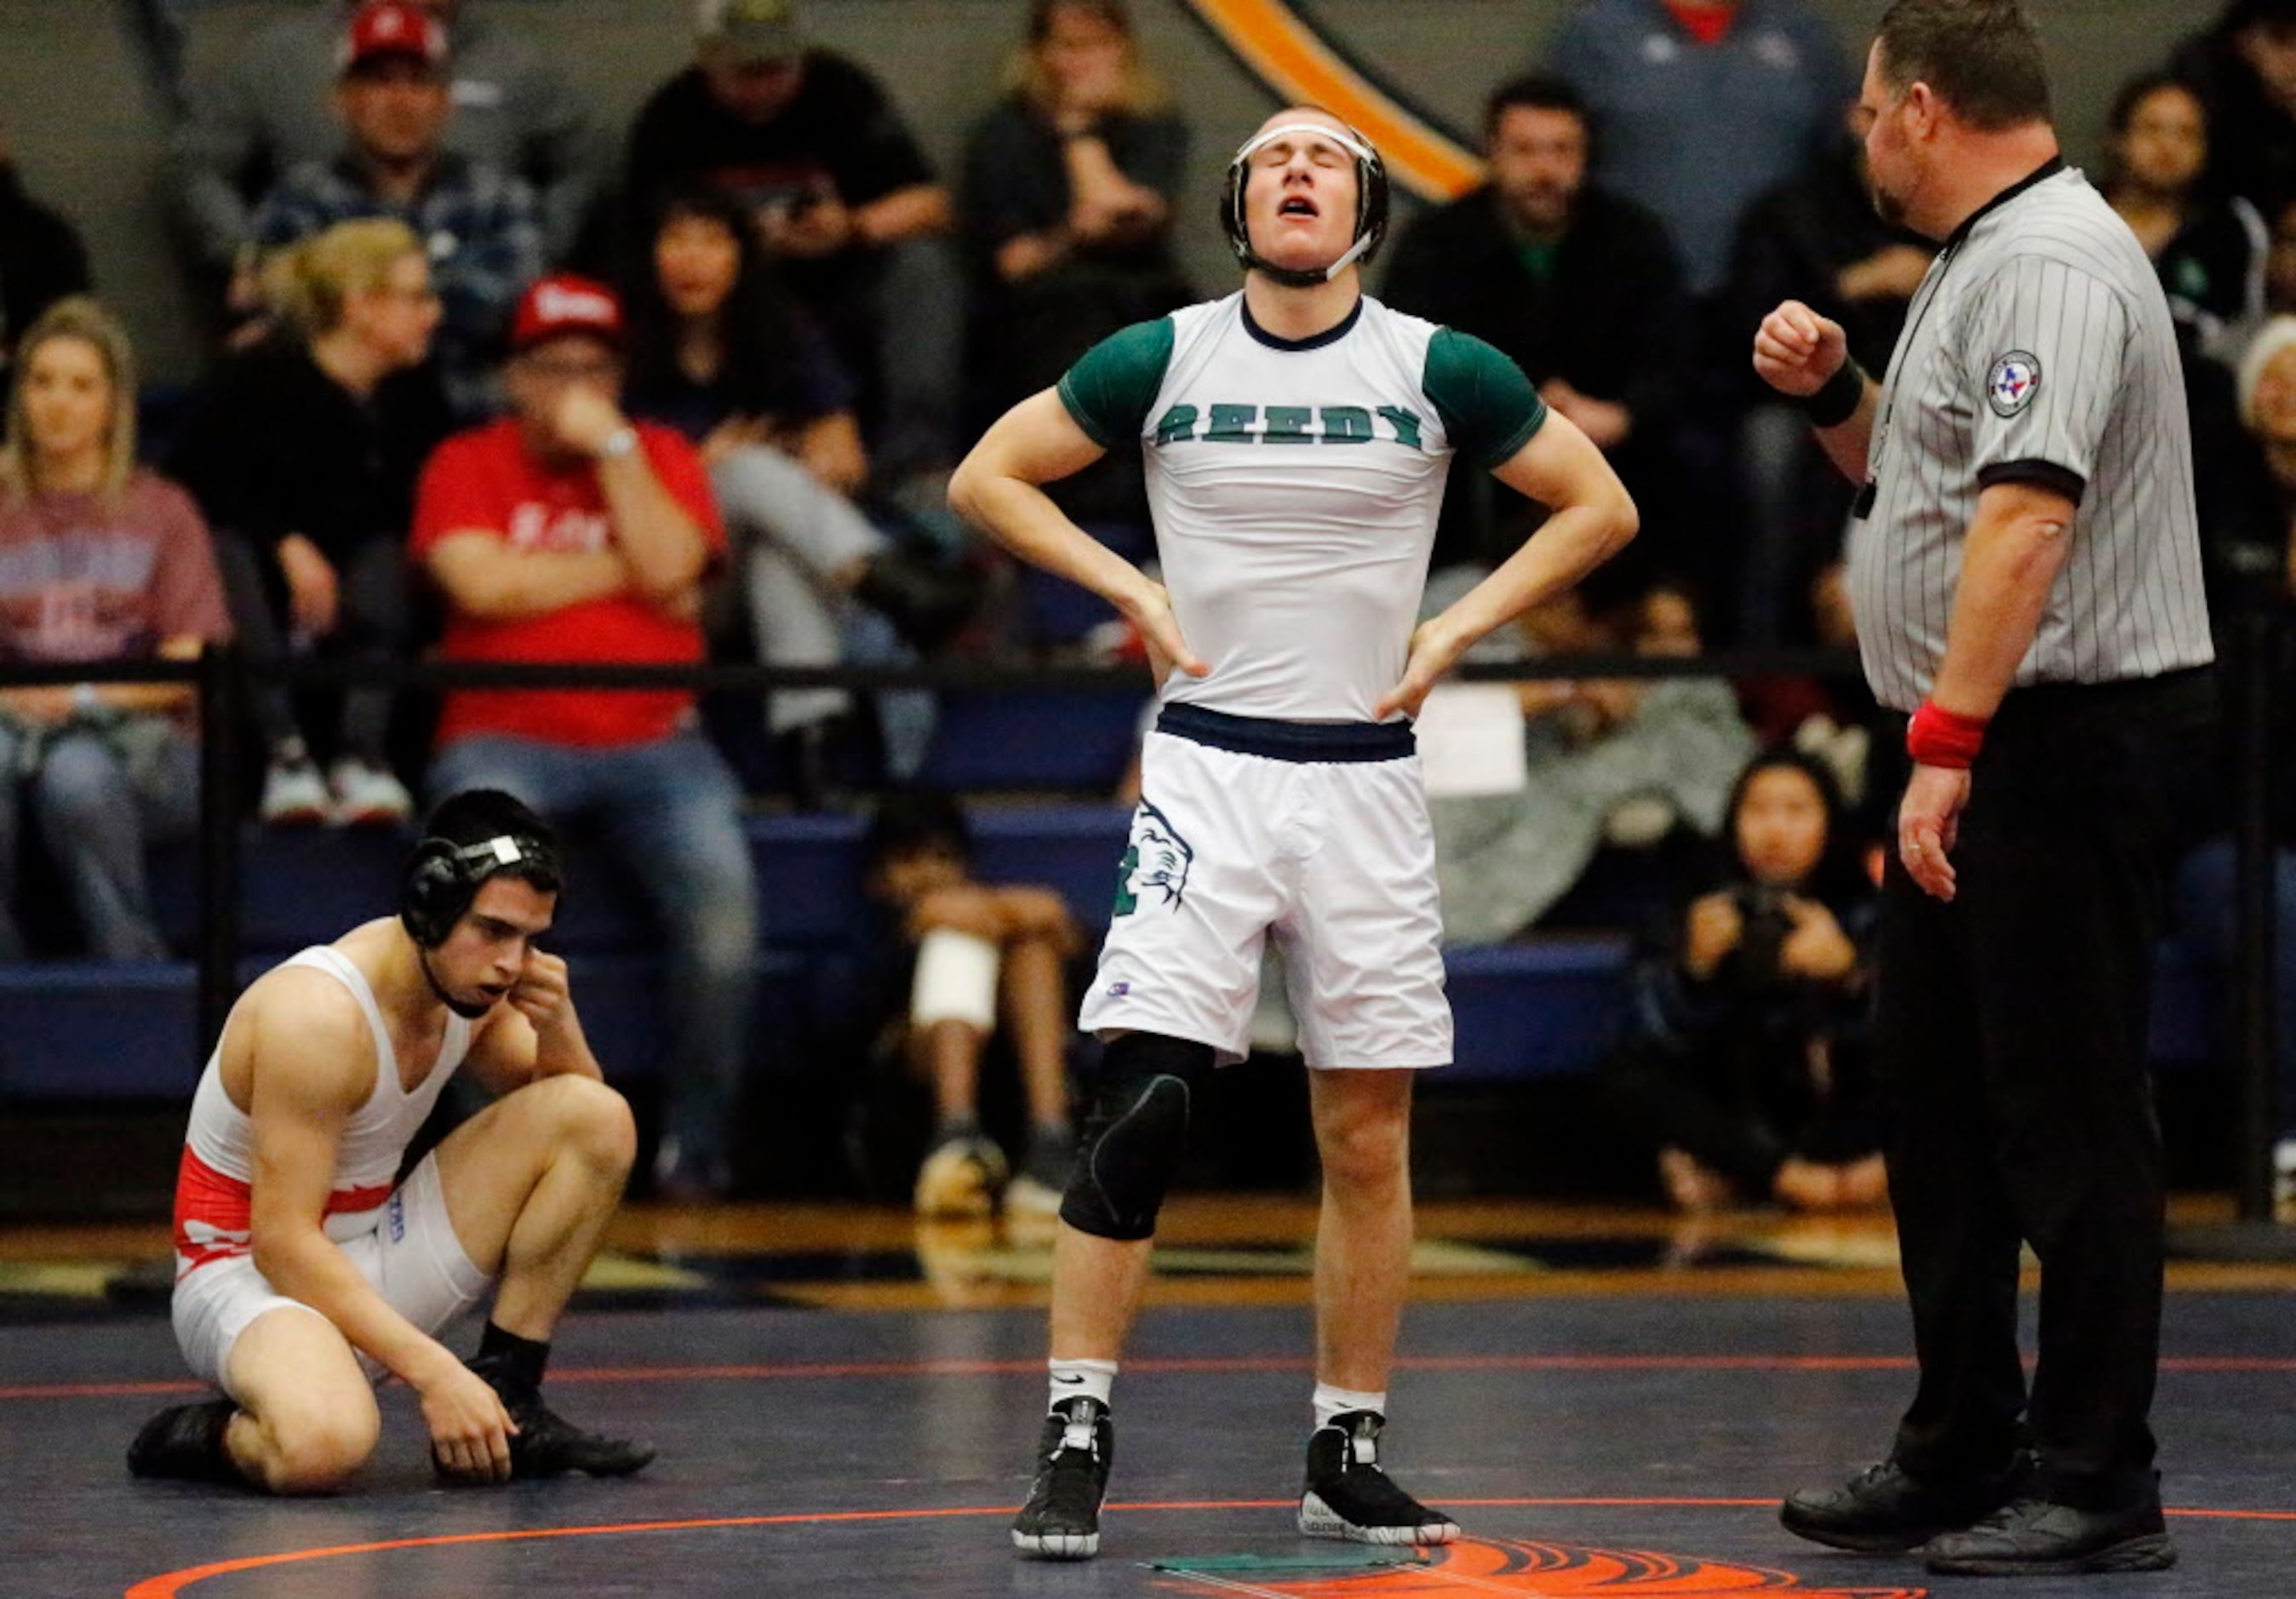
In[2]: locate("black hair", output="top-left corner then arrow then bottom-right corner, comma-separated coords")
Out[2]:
623,183 -> 822,424
2224,0 -> 2296,38
418,788 -> 562,897
1483,73 -> 1590,140
1875,0 -> 2053,132
861,789 -> 975,876
2108,70 -> 2204,139
1721,747 -> 1863,903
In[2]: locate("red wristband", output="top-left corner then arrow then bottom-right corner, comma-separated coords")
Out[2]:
1906,700 -> 1989,769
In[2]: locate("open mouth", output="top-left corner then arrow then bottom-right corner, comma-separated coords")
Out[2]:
478,984 -> 510,1002
1277,196 -> 1320,220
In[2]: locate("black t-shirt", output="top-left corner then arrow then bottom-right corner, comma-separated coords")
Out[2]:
626,54 -> 935,223
167,340 -> 454,566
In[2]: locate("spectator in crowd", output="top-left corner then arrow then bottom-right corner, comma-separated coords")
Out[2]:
1608,747 -> 1883,1212
858,791 -> 1079,1220
2173,0 -> 2296,218
248,2 -> 542,420
623,0 -> 960,491
1383,74 -> 1692,572
172,0 -> 597,287
168,220 -> 453,828
1434,576 -> 1757,944
1728,104 -> 1928,642
0,299 -> 231,958
622,187 -> 973,795
2102,72 -> 2266,362
959,0 -> 1191,433
0,133 -> 92,375
2228,318 -> 2296,589
1545,0 -> 1849,644
2175,318 -> 2296,1201
411,273 -> 758,1200
1546,0 -> 1850,303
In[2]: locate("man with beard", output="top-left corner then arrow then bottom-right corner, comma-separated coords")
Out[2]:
951,106 -> 1636,1560
1754,0 -> 2215,1577
1383,75 -> 1690,571
127,789 -> 655,1493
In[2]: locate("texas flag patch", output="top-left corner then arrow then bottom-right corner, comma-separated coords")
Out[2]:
1987,351 -> 2041,417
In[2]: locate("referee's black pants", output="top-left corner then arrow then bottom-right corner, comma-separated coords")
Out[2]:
1880,667 -> 2214,1512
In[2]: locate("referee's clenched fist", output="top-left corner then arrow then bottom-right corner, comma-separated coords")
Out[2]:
1750,299 -> 1847,399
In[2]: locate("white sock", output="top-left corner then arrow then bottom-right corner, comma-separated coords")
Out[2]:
1314,1382 -> 1388,1430
1048,1357 -> 1118,1414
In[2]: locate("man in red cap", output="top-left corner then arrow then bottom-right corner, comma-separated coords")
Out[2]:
412,273 -> 759,1198
251,0 -> 541,417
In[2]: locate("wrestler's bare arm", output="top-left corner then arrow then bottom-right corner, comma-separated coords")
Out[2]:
240,973 -> 474,1392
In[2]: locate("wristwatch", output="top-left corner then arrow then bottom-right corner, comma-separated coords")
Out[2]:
598,425 -> 639,461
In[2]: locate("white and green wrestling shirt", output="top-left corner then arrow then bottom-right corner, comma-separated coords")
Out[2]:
1057,292 -> 1549,723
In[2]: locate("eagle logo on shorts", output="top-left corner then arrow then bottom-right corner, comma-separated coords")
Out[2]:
1987,351 -> 2041,417
1113,800 -> 1194,917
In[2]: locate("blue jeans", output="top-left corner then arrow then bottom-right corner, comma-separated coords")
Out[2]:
2173,835 -> 2296,1136
0,716 -> 201,959
429,729 -> 760,1170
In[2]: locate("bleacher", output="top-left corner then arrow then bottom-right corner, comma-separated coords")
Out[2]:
0,800 -> 1648,1100
0,794 -> 2224,1103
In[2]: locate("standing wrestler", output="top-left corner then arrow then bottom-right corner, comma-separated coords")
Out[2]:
949,106 -> 1636,1559
1755,0 -> 2216,1576
128,789 -> 654,1493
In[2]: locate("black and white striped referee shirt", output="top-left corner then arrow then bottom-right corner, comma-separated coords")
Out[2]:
1847,159 -> 2216,713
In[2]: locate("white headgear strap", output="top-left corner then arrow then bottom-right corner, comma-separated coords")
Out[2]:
1232,121 -> 1381,282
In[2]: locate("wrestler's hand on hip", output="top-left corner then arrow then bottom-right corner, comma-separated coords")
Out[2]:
1898,763 -> 1970,903
421,1358 -> 518,1484
1376,617 -> 1468,722
1118,576 -> 1205,688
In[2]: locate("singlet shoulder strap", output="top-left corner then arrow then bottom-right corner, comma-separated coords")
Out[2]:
279,946 -> 399,1099
441,1010 -> 475,1073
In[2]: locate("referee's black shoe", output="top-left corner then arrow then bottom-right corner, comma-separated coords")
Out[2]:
1926,1487 -> 2177,1576
1298,1411 -> 1460,1546
1011,1396 -> 1112,1559
1780,1453 -> 2032,1553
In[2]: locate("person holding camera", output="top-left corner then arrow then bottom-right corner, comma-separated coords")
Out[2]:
1606,748 -> 1884,1212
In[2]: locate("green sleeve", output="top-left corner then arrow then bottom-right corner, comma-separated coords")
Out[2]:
1056,318 -> 1177,448
1422,328 -> 1549,468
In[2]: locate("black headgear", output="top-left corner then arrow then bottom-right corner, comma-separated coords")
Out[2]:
399,830 -> 560,948
1220,117 -> 1389,287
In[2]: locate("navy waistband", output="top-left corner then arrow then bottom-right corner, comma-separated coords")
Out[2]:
1155,702 -> 1416,763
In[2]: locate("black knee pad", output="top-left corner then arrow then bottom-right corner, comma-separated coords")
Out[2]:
1059,1033 -> 1213,1241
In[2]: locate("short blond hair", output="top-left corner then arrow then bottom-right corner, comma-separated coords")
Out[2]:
261,217 -> 427,337
1005,0 -> 1167,117
1,296 -> 138,502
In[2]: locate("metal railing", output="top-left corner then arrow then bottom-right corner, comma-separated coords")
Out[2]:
4,628 -> 2282,1216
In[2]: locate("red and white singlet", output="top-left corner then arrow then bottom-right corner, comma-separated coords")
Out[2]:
171,946 -> 474,1279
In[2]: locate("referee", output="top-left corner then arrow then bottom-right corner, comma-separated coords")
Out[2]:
1753,0 -> 2214,1579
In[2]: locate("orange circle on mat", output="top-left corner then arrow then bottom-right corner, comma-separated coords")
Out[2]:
123,1499 -> 2296,1597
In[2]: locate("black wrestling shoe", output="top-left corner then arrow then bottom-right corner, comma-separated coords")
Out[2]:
128,1398 -> 241,1485
467,1356 -> 656,1479
1781,1453 -> 2033,1553
1926,1493 -> 2177,1576
1298,1410 -> 1460,1546
1011,1396 -> 1112,1560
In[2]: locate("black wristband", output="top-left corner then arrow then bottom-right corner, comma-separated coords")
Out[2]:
1801,359 -> 1867,429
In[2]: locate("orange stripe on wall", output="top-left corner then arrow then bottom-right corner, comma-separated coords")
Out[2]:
1185,0 -> 1485,200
